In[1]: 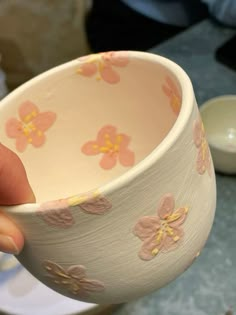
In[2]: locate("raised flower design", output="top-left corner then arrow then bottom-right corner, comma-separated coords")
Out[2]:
67,191 -> 112,215
36,199 -> 75,228
37,192 -> 112,228
133,194 -> 189,261
81,125 -> 135,170
162,76 -> 181,115
77,51 -> 129,84
43,260 -> 105,298
5,100 -> 56,152
79,195 -> 112,214
193,115 -> 212,176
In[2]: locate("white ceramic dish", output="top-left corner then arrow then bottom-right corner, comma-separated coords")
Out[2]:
200,95 -> 236,174
0,257 -> 96,315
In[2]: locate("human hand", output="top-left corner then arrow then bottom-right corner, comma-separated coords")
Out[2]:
0,143 -> 35,254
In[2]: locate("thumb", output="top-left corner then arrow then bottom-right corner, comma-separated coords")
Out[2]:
0,143 -> 35,254
0,143 -> 35,205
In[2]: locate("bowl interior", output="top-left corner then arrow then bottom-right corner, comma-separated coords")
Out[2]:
0,52 -> 182,203
200,96 -> 236,153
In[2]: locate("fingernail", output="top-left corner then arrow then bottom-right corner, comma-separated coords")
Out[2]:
0,235 -> 19,255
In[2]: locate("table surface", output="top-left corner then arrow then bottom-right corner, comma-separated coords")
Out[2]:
114,19 -> 236,315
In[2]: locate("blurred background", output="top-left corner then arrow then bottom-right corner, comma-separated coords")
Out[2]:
0,0 -> 91,91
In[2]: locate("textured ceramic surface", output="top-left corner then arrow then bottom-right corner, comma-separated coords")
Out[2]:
0,51 -> 216,304
200,95 -> 236,174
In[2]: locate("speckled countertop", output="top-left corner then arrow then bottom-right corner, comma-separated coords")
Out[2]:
114,20 -> 236,315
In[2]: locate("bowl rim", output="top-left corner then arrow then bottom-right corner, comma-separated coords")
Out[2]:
1,51 -> 194,212
200,94 -> 236,110
200,94 -> 236,153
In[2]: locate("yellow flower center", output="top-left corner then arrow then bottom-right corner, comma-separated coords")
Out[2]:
151,207 -> 188,256
23,110 -> 37,123
46,265 -> 81,294
70,281 -> 80,294
200,123 -> 209,166
201,138 -> 208,161
20,111 -> 43,143
93,134 -> 123,154
171,94 -> 181,113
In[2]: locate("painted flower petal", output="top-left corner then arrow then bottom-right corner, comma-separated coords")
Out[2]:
139,235 -> 165,261
80,279 -> 105,292
100,65 -> 120,84
68,265 -> 86,280
68,284 -> 88,298
157,193 -> 175,219
18,100 -> 39,123
30,130 -> 46,148
97,125 -> 117,146
119,149 -> 135,167
5,118 -> 22,138
197,150 -> 211,175
32,112 -> 56,132
170,95 -> 181,115
162,84 -> 172,97
81,141 -> 100,155
79,196 -> 112,214
133,216 -> 161,241
196,148 -> 206,174
162,228 -> 184,252
77,62 -> 97,77
41,209 -> 74,228
193,118 -> 204,147
100,152 -> 117,170
102,51 -> 129,67
117,132 -> 135,166
166,76 -> 181,100
43,260 -> 67,277
206,154 -> 212,176
118,133 -> 130,149
168,207 -> 188,228
15,134 -> 28,152
37,200 -> 74,228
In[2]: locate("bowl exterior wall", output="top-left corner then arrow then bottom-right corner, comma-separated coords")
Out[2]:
4,99 -> 216,303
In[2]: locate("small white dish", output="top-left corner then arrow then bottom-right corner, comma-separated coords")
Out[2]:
0,252 -> 20,271
0,262 -> 96,315
200,95 -> 236,174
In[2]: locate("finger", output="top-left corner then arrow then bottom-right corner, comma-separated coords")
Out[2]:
0,212 -> 24,254
0,143 -> 35,205
0,143 -> 35,254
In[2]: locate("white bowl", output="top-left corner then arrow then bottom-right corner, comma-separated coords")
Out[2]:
200,95 -> 236,174
1,51 -> 216,304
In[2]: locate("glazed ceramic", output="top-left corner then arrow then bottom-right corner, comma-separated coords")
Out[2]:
200,95 -> 236,174
0,51 -> 216,304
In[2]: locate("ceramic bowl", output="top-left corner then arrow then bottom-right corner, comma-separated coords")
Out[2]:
200,95 -> 236,174
1,51 -> 216,304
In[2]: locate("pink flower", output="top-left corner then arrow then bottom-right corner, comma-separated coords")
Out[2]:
37,193 -> 112,228
5,100 -> 56,152
77,51 -> 129,84
79,195 -> 112,214
37,199 -> 75,228
81,125 -> 135,170
133,194 -> 189,261
162,76 -> 181,115
193,116 -> 212,176
43,260 -> 105,298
